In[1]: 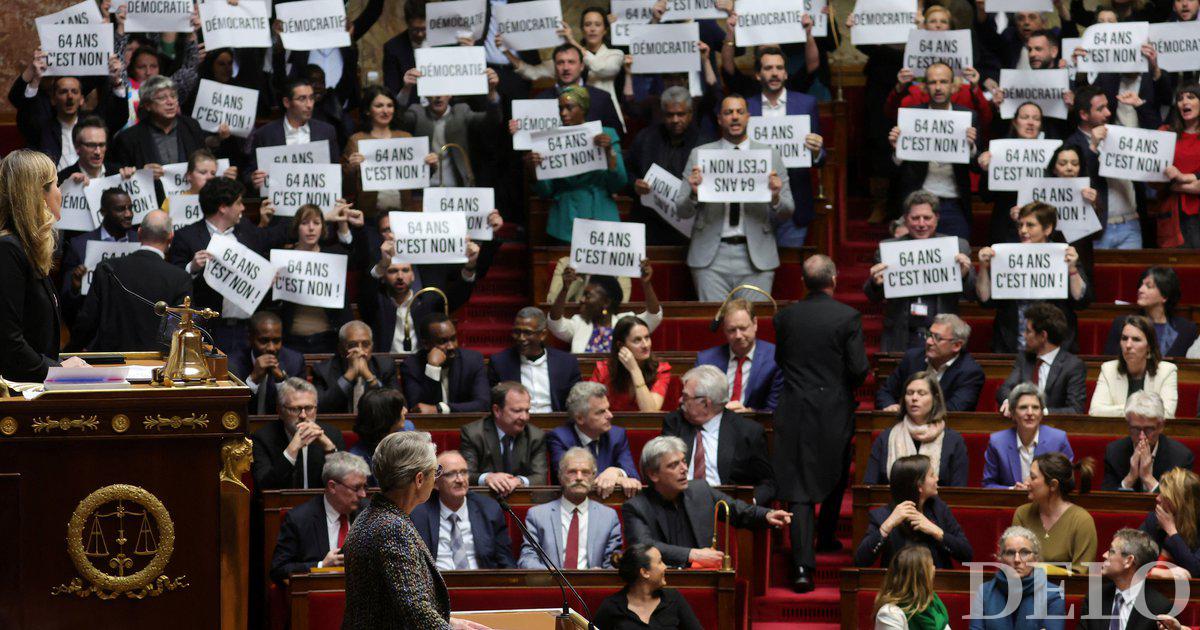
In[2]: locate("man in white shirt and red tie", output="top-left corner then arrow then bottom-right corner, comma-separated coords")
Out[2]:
519,447 -> 623,569
696,298 -> 782,412
660,366 -> 776,505
269,452 -> 369,582
410,450 -> 516,569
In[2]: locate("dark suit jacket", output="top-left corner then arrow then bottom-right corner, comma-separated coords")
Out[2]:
400,348 -> 490,412
996,348 -> 1089,414
278,0 -> 384,108
409,491 -> 516,569
381,34 -> 419,107
981,269 -> 1093,354
1076,578 -> 1172,630
864,425 -> 970,487
8,76 -> 128,164
487,347 -> 581,412
459,415 -> 548,485
311,354 -> 399,413
243,118 -> 342,191
270,494 -> 353,582
661,409 -> 776,505
536,84 -> 622,132
398,102 -> 499,185
864,233 -> 974,353
227,345 -> 306,414
250,419 -> 347,490
110,115 -> 221,168
166,217 -> 288,313
854,497 -> 973,569
694,340 -> 783,411
1086,72 -> 1172,131
621,481 -> 769,568
546,423 -> 639,481
875,347 -> 985,412
745,90 -> 826,227
357,269 -> 475,353
1105,315 -> 1199,358
71,249 -> 192,352
0,235 -> 61,382
1103,435 -> 1196,492
59,226 -> 139,325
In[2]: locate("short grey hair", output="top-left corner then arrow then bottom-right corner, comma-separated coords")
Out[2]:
660,86 -> 693,110
372,431 -> 437,493
139,75 -> 177,105
138,210 -> 172,243
903,190 -> 941,215
339,320 -> 373,345
682,365 -> 729,405
558,446 -> 597,478
322,451 -> 371,485
515,306 -> 547,329
639,435 -> 687,476
1111,527 -> 1160,570
802,254 -> 837,291
932,313 -> 970,344
1006,382 -> 1046,414
566,381 -> 607,419
1125,390 -> 1165,423
279,377 -> 317,406
998,525 -> 1041,559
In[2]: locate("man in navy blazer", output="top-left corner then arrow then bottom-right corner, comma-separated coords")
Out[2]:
995,302 -> 1088,415
400,313 -> 490,413
488,308 -> 581,413
270,452 -> 370,582
410,451 -> 516,569
548,382 -> 642,495
227,312 -> 306,415
983,384 -> 1075,488
243,78 -> 342,194
519,447 -> 623,569
534,44 -> 621,131
695,298 -> 782,412
875,314 -> 985,412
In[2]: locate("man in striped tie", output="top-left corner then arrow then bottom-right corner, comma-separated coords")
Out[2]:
269,452 -> 370,582
410,450 -> 517,569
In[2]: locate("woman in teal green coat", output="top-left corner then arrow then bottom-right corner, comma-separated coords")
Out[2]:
529,85 -> 627,243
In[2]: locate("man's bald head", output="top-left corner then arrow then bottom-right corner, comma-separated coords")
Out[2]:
802,254 -> 837,292
138,210 -> 173,246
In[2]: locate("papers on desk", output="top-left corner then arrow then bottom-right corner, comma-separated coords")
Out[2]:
43,367 -> 132,390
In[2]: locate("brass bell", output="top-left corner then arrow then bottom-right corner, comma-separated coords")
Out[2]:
153,297 -> 219,387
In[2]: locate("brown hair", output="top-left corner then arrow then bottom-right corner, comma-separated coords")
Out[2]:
1017,201 -> 1058,233
608,316 -> 659,396
874,546 -> 937,618
898,371 -> 948,425
720,298 -> 755,322
1033,452 -> 1095,498
1159,468 -> 1200,548
289,204 -> 326,243
1116,314 -> 1162,377
0,150 -> 59,276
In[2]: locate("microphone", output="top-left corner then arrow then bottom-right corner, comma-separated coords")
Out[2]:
496,498 -> 595,630
108,269 -> 219,352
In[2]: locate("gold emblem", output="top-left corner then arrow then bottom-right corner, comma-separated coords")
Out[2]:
219,438 -> 254,492
221,412 -> 240,430
142,414 -> 209,430
111,414 -> 130,433
0,417 -> 16,436
32,415 -> 98,433
51,484 -> 188,599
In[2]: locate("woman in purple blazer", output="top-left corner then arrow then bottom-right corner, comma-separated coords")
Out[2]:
982,383 -> 1075,489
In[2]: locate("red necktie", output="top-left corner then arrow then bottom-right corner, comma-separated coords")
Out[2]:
564,508 -> 580,569
731,356 -> 747,403
693,431 -> 707,481
337,514 -> 349,548
1032,358 -> 1043,386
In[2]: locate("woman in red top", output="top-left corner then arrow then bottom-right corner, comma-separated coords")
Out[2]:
589,316 -> 671,412
1161,84 -> 1200,248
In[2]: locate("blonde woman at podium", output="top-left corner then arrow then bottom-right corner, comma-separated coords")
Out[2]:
0,149 -> 88,383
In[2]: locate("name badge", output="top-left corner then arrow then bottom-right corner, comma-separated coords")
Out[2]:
910,302 -> 929,317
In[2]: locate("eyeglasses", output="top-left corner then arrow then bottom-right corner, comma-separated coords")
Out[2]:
925,332 -> 955,343
679,393 -> 708,403
151,92 -> 179,103
282,404 -> 317,415
999,549 -> 1036,560
441,469 -> 469,480
332,479 -> 368,494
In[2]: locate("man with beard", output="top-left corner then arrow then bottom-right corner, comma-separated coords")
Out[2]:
519,447 -> 623,569
488,307 -> 580,413
270,452 -> 370,581
401,313 -> 490,414
533,44 -> 621,131
312,321 -> 399,413
229,312 -> 307,415
410,450 -> 516,569
992,30 -> 1071,138
59,187 -> 139,326
459,382 -> 548,496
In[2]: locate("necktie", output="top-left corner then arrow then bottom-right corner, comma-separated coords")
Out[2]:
256,378 -> 270,415
588,441 -> 599,460
1032,358 -> 1043,387
502,435 -> 516,474
1108,592 -> 1123,630
731,356 -> 747,403
729,146 -> 741,228
351,377 -> 365,413
336,514 -> 348,548
693,431 -> 707,481
448,514 -> 469,569
564,507 -> 580,569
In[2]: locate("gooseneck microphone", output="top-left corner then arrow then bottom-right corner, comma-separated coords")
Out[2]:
496,498 -> 595,630
107,267 -> 219,352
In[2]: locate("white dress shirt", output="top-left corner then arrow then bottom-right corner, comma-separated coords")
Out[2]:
281,430 -> 311,488
389,290 -> 418,353
1113,579 -> 1144,630
1018,427 -> 1040,484
559,497 -> 590,568
929,355 -> 958,382
436,499 -> 478,570
1034,346 -> 1060,393
761,91 -> 787,118
284,119 -> 312,146
316,497 -> 342,567
717,137 -> 751,238
309,48 -> 344,92
520,352 -> 553,413
726,343 -> 755,404
687,412 -> 723,486
59,118 -> 78,171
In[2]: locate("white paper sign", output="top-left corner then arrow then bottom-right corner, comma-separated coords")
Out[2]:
531,121 -> 608,180
895,108 -> 972,164
735,0 -> 807,46
270,249 -> 348,308
903,30 -> 972,76
192,79 -> 259,137
204,234 -> 276,314
85,169 -> 157,227
168,194 -> 204,231
570,219 -> 647,277
256,140 -> 331,190
82,241 -> 141,295
161,159 -> 232,196
1077,22 -> 1149,73
512,99 -> 561,151
630,23 -> 701,74
388,212 -> 469,264
359,136 -> 430,191
426,0 -> 487,46
748,115 -> 813,169
611,0 -> 655,46
124,0 -> 193,32
998,69 -> 1069,120
424,187 -> 495,240
267,164 -> 342,217
1099,125 -> 1175,183
984,0 -> 1050,13
640,164 -> 693,237
276,0 -> 351,51
1016,177 -> 1102,243
697,148 -> 773,203
415,46 -> 488,96
661,0 -> 724,21
990,243 -> 1068,300
804,0 -> 828,37
1149,22 -> 1200,72
37,23 -> 113,77
879,236 -> 962,299
987,139 -> 1062,191
36,0 -> 102,27
496,0 -> 563,50
57,179 -> 97,232
1062,37 -> 1082,82
199,0 -> 272,49
851,0 -> 917,45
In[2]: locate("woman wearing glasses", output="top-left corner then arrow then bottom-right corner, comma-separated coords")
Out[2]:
968,526 -> 1066,630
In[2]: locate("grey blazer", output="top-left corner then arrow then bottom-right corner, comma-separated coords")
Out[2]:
398,102 -> 499,186
518,499 -> 623,569
459,416 -> 548,485
673,139 -> 793,271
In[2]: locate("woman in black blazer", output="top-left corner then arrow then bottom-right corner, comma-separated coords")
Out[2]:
1104,267 -> 1198,358
0,150 -> 88,382
864,371 -> 970,487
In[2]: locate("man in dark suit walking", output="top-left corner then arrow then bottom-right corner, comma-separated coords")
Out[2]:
228,312 -> 307,416
996,302 -> 1088,415
71,210 -> 191,351
1104,391 -> 1195,493
1078,529 -> 1172,629
661,366 -> 776,505
546,382 -> 641,496
401,314 -> 490,413
270,452 -> 370,581
488,307 -> 581,413
695,298 -> 782,413
311,321 -> 399,413
459,382 -> 548,496
251,378 -> 347,490
774,255 -> 869,592
410,451 -> 516,569
244,78 -> 342,194
875,313 -> 985,412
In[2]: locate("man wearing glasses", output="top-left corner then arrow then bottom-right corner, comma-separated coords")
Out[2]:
487,307 -> 581,413
1103,391 -> 1194,493
1078,529 -> 1172,629
111,75 -> 234,172
270,451 -> 370,581
252,378 -> 347,490
410,450 -> 516,569
875,313 -> 985,412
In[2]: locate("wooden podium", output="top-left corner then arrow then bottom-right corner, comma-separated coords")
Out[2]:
456,608 -> 590,629
0,353 -> 251,630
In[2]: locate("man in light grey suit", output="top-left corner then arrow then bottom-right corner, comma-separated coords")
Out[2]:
674,94 -> 793,302
519,447 -> 623,569
397,67 -> 502,186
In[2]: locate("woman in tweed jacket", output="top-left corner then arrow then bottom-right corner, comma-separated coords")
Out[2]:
342,432 -> 490,630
